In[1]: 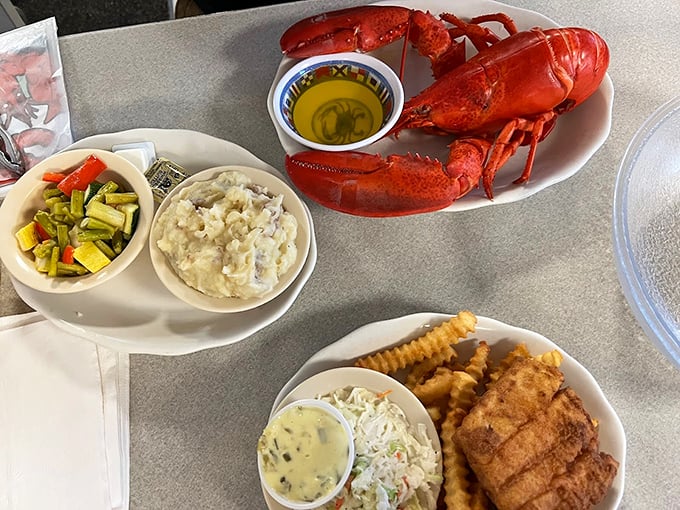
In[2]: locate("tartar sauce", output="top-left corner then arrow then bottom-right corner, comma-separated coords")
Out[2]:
258,402 -> 351,503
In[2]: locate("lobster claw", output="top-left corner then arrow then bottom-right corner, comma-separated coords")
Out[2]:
285,138 -> 491,217
279,6 -> 461,76
280,6 -> 412,58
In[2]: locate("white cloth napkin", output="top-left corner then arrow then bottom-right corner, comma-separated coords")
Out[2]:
0,312 -> 129,510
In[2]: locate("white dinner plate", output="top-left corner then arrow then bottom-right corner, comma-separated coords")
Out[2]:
11,128 -> 318,355
271,313 -> 626,510
267,0 -> 614,213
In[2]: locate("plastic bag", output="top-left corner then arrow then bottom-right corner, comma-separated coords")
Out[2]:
0,17 -> 73,192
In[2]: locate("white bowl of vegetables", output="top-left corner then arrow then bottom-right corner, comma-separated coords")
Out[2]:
0,148 -> 154,294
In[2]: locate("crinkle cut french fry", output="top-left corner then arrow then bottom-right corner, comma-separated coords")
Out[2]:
354,311 -> 477,373
412,367 -> 456,404
426,404 -> 443,426
486,342 -> 531,389
426,395 -> 451,431
405,344 -> 457,389
448,370 -> 478,415
440,372 -> 486,510
465,341 -> 491,386
441,406 -> 473,509
532,349 -> 564,368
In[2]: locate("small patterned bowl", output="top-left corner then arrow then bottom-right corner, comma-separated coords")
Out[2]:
272,52 -> 404,152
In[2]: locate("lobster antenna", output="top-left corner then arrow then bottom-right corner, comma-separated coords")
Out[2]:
399,19 -> 409,81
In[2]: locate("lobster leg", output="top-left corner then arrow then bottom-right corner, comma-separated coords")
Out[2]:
441,12 -> 518,53
481,112 -> 556,198
285,138 -> 492,217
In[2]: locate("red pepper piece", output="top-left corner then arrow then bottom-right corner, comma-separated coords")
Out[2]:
57,155 -> 107,197
61,245 -> 75,264
42,171 -> 66,182
34,221 -> 52,241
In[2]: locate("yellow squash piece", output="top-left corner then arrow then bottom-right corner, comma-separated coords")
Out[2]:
15,222 -> 40,251
73,241 -> 111,273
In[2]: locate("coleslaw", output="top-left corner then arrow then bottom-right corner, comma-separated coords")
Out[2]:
319,387 -> 441,510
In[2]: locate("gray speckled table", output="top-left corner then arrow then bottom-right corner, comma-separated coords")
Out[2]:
1,0 -> 679,508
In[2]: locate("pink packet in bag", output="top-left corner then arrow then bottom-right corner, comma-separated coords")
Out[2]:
0,17 -> 73,193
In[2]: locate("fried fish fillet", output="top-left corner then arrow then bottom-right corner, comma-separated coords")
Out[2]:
456,358 -> 564,466
455,358 -> 618,510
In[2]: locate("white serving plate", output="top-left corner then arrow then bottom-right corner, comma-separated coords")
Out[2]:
267,0 -> 614,212
11,128 -> 317,355
270,313 -> 626,510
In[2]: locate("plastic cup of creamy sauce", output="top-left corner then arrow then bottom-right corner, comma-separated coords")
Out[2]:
257,399 -> 355,509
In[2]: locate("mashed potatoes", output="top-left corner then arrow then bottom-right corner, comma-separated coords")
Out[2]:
154,170 -> 298,299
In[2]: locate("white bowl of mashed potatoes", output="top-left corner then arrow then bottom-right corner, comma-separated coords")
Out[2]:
148,165 -> 311,313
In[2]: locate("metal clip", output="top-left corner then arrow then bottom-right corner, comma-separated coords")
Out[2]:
0,126 -> 24,176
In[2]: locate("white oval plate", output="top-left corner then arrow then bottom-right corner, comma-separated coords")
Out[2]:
267,0 -> 614,213
11,128 -> 318,355
270,313 -> 626,510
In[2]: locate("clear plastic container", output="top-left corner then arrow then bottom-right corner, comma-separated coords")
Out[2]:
613,95 -> 680,369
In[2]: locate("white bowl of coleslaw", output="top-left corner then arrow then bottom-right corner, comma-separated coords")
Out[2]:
262,367 -> 443,510
148,165 -> 311,313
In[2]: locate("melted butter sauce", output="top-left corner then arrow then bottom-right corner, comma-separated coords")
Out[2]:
258,403 -> 350,503
293,80 -> 383,145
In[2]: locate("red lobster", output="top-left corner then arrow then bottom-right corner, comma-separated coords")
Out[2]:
280,6 -> 610,216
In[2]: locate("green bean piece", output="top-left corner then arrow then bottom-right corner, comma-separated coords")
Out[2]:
42,187 -> 64,200
104,192 -> 138,205
61,210 -> 77,226
34,211 -> 57,237
88,181 -> 119,203
45,196 -> 66,212
76,229 -> 113,242
48,246 -> 60,277
56,261 -> 89,276
52,209 -> 75,226
56,224 -> 69,251
52,201 -> 71,216
111,230 -> 123,255
80,217 -> 116,233
32,239 -> 57,259
70,189 -> 85,219
86,200 -> 126,229
94,240 -> 116,259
